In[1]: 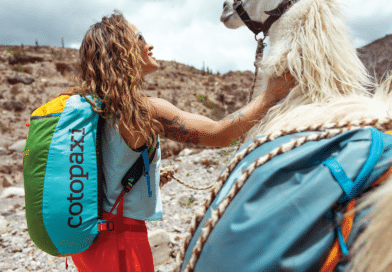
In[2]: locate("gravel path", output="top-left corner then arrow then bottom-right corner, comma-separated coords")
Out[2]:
0,146 -> 238,272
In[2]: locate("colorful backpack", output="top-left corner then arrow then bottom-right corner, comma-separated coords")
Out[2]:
22,94 -> 157,257
180,127 -> 392,272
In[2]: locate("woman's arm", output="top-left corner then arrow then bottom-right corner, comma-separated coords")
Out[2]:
147,97 -> 221,146
215,92 -> 273,146
216,72 -> 296,146
148,72 -> 296,147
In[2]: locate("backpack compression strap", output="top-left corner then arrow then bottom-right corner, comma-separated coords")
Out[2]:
320,131 -> 392,272
319,199 -> 355,272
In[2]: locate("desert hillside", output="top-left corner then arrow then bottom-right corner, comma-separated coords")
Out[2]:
0,44 -> 255,160
0,33 -> 391,189
357,34 -> 392,83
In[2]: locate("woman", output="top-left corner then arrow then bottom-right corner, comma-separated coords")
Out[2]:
63,9 -> 296,272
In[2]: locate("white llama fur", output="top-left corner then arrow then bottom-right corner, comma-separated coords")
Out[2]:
345,75 -> 392,272
221,0 -> 392,271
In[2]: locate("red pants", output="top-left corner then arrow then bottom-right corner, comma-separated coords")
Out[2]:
71,199 -> 155,272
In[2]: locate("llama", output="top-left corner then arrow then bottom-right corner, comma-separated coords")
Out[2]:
221,0 -> 383,143
173,0 -> 392,271
220,0 -> 392,271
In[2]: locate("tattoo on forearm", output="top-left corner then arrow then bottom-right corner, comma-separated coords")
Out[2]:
224,110 -> 245,124
158,116 -> 201,145
220,100 -> 256,124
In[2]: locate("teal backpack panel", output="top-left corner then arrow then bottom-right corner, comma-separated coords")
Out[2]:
180,128 -> 392,272
42,95 -> 100,255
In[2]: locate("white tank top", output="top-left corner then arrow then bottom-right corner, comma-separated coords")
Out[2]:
101,119 -> 162,221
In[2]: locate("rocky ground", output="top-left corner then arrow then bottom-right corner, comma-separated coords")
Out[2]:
0,146 -> 239,272
0,44 -> 253,271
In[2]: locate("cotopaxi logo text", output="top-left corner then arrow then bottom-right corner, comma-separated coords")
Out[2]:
68,127 -> 88,228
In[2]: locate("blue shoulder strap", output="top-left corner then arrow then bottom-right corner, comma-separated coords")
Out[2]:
141,148 -> 153,197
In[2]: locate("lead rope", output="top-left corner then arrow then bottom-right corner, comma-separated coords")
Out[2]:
234,35 -> 267,154
160,166 -> 215,191
172,117 -> 392,272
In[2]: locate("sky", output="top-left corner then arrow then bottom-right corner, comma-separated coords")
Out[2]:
1,0 -> 391,75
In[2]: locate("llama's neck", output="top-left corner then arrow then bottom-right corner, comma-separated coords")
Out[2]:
254,70 -> 270,98
249,0 -> 377,138
267,11 -> 285,48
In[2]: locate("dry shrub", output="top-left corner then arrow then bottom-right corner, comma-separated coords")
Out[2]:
9,65 -> 32,74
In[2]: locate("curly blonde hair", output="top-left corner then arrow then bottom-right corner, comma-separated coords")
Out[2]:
61,9 -> 164,151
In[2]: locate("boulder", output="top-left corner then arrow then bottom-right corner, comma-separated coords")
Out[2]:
0,165 -> 12,174
9,54 -> 44,65
1,100 -> 26,112
8,140 -> 26,152
160,140 -> 185,160
1,175 -> 13,188
148,229 -> 173,267
6,73 -> 35,85
0,187 -> 25,199
178,148 -> 193,157
0,216 -> 8,234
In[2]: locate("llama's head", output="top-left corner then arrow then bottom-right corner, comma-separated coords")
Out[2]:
221,0 -> 377,137
221,0 -> 375,106
220,0 -> 283,29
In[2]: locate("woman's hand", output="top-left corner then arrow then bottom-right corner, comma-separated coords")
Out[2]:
266,72 -> 297,103
160,167 -> 174,188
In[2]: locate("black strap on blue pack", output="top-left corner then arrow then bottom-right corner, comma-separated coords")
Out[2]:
96,115 -> 106,220
120,139 -> 159,197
